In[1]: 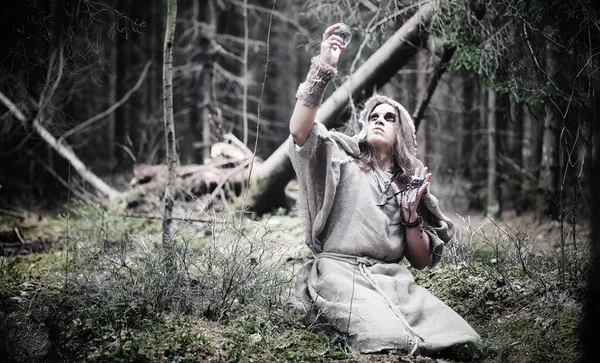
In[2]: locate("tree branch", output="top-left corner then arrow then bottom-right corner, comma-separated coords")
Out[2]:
58,60 -> 152,143
0,91 -> 119,199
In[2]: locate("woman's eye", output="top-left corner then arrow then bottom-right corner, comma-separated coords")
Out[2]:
385,116 -> 395,122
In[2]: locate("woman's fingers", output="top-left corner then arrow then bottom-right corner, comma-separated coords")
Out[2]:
415,170 -> 431,198
322,35 -> 345,52
417,181 -> 430,198
323,23 -> 342,40
329,38 -> 345,49
391,182 -> 410,206
322,23 -> 346,52
320,24 -> 346,66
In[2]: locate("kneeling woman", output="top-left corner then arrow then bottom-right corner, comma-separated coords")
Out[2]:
288,24 -> 481,355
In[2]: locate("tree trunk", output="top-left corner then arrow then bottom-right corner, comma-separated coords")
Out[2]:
520,102 -> 535,213
467,81 -> 487,210
461,75 -> 476,180
414,50 -> 428,162
162,0 -> 177,245
200,67 -> 215,163
412,44 -> 455,131
457,74 -> 477,212
198,0 -> 217,163
115,10 -> 129,165
486,88 -> 500,218
538,32 -> 561,219
149,2 -> 160,124
107,9 -> 118,172
582,80 -> 600,363
241,0 -> 249,146
251,3 -> 435,213
509,98 -> 525,214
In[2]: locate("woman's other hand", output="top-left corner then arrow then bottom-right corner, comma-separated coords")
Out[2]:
320,24 -> 346,67
391,167 -> 432,223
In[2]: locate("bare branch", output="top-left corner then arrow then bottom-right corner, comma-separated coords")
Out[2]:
214,63 -> 258,86
58,61 -> 152,142
0,91 -> 119,199
208,157 -> 254,204
350,11 -> 381,74
357,0 -> 378,12
350,0 -> 429,74
498,153 -> 537,182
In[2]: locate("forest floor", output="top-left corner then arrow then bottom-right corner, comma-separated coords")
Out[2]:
0,202 -> 589,362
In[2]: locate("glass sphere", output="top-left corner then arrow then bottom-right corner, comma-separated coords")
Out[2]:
332,23 -> 352,46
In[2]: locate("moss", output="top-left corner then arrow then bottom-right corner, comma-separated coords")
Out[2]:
0,205 -> 588,363
1,213 -> 64,241
0,250 -> 67,284
474,310 -> 580,363
271,330 -> 347,361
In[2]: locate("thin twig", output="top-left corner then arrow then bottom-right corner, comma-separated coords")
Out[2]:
0,133 -> 32,156
120,213 -> 212,223
240,0 -> 276,218
357,0 -> 378,12
350,11 -> 381,74
13,227 -> 26,244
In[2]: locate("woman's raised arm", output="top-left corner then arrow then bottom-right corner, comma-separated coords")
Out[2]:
290,24 -> 346,146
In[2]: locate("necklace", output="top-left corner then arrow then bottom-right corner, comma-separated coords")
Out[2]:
371,165 -> 397,205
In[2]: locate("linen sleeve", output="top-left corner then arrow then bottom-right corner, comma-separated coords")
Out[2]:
288,122 -> 342,253
417,199 -> 455,268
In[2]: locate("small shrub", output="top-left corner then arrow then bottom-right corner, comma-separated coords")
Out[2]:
418,216 -> 589,363
1,203 -> 297,361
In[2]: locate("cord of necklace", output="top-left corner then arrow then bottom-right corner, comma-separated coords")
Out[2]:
372,167 -> 396,195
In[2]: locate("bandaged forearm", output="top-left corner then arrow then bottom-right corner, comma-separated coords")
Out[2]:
295,56 -> 338,108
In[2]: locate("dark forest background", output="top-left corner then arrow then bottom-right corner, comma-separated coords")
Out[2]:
1,0 -> 599,362
1,0 -> 597,221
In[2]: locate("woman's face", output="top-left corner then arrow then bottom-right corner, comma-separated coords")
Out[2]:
366,103 -> 398,152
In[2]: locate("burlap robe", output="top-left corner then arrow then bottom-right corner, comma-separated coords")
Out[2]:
289,120 -> 481,354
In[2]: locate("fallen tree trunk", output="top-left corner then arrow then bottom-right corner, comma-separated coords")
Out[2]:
128,160 -> 255,196
251,2 -> 435,213
0,91 -> 119,199
111,134 -> 262,216
109,157 -> 260,219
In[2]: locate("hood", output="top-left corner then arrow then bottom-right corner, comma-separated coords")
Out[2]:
352,94 -> 418,156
